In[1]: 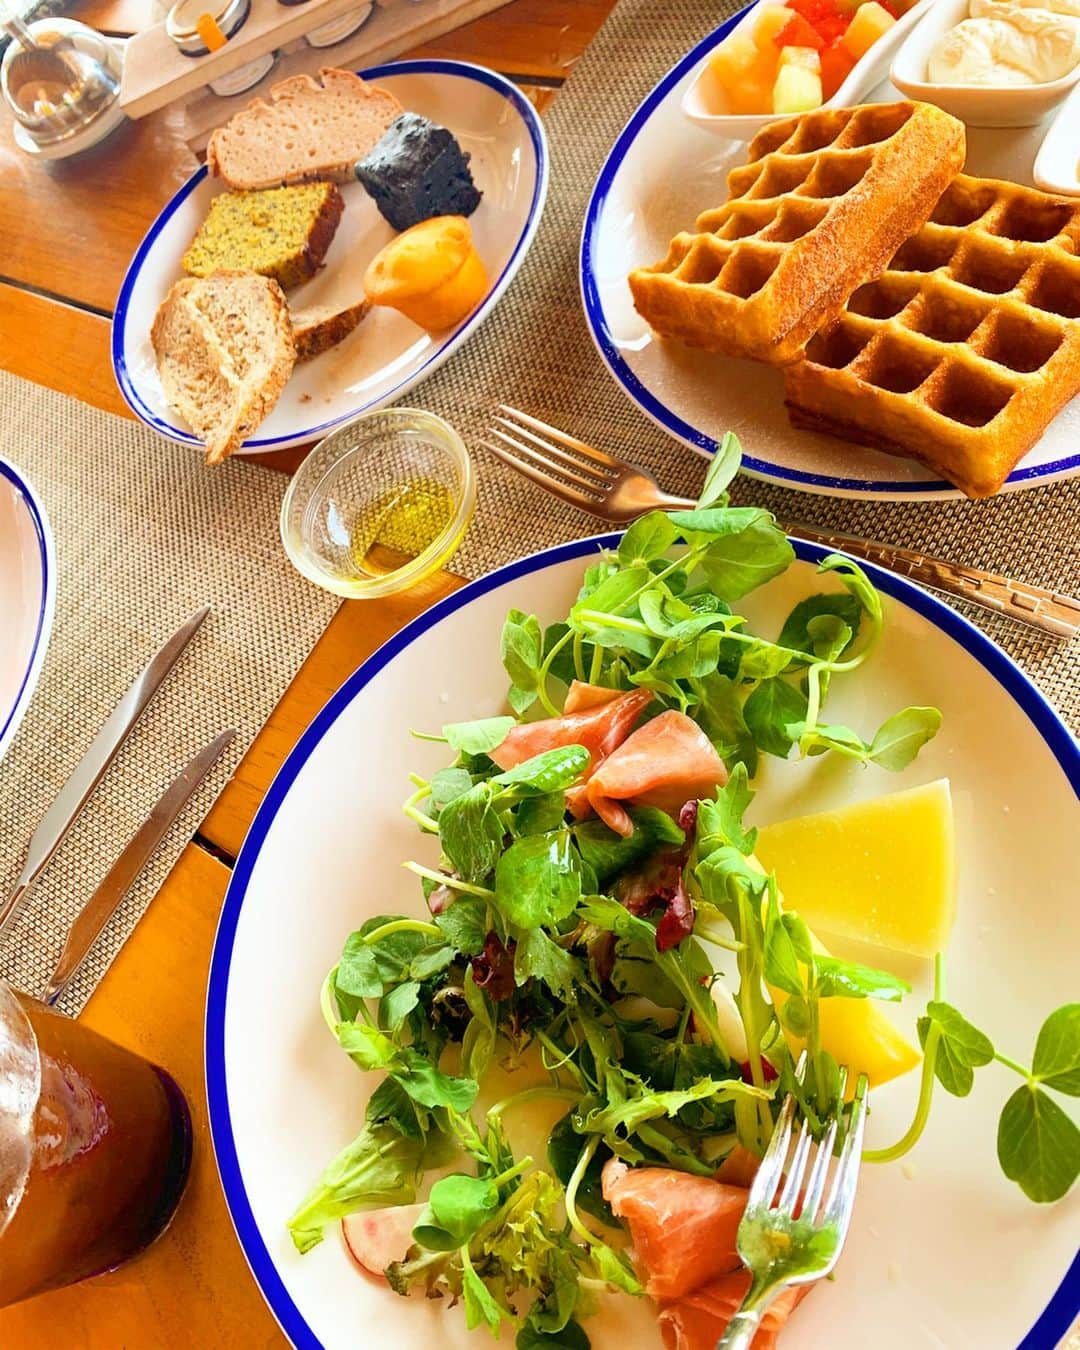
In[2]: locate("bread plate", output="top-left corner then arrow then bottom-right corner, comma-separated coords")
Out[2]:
205,531 -> 1079,1349
581,10 -> 1080,500
112,60 -> 548,456
0,459 -> 55,766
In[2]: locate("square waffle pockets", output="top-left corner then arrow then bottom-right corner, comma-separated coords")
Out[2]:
628,102 -> 965,365
784,175 -> 1080,498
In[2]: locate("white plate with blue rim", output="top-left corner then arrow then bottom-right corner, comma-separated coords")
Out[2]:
206,530 -> 1078,1349
580,7 -> 1080,500
112,60 -> 548,455
0,458 -> 55,765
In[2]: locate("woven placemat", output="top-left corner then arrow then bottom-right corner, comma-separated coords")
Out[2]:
0,372 -> 338,1013
411,0 -> 1078,729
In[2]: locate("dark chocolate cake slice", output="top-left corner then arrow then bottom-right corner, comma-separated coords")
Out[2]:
355,112 -> 482,233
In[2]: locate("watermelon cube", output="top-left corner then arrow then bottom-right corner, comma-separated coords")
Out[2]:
773,59 -> 824,113
842,0 -> 895,59
776,11 -> 826,49
820,35 -> 856,96
814,12 -> 849,41
787,0 -> 836,23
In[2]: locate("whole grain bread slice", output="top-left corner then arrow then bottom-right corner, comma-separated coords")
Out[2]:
207,68 -> 403,191
151,270 -> 295,464
290,297 -> 371,361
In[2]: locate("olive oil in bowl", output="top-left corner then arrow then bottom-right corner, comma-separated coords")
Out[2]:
350,476 -> 456,579
281,409 -> 475,600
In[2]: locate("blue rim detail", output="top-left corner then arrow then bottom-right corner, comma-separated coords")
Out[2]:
0,458 -> 53,756
578,10 -> 1080,497
206,533 -> 1078,1350
112,59 -> 549,452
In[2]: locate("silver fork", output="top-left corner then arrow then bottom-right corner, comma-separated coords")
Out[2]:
717,1069 -> 870,1349
482,405 -> 1080,640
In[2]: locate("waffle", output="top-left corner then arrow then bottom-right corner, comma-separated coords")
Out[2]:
783,175 -> 1080,498
628,102 -> 965,365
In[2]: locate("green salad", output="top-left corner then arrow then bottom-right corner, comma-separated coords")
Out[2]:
288,441 -> 1079,1347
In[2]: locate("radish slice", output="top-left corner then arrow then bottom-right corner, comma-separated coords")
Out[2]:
341,1203 -> 426,1281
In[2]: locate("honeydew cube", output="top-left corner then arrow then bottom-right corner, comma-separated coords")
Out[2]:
753,4 -> 793,50
841,0 -> 896,59
754,778 -> 956,959
778,43 -> 822,70
772,61 -> 823,113
708,34 -> 777,113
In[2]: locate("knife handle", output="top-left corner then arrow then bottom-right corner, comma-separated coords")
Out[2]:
41,729 -> 234,1006
783,522 -> 1080,640
0,606 -> 211,939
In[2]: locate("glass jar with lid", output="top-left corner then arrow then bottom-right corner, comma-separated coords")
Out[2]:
165,0 -> 276,96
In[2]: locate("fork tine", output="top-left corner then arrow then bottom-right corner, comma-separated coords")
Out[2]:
776,1118 -> 813,1214
497,404 -> 622,468
491,420 -> 614,487
747,1090 -> 796,1210
491,423 -> 615,488
481,441 -> 604,514
799,1066 -> 848,1224
488,427 -> 611,493
823,1073 -> 870,1226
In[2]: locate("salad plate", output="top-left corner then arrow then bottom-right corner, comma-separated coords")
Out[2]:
112,60 -> 548,455
0,458 -> 55,766
580,9 -> 1080,499
206,524 -> 1078,1349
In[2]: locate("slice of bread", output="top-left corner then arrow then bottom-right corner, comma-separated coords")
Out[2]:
207,68 -> 403,191
151,271 -> 295,465
182,182 -> 344,291
291,297 -> 371,362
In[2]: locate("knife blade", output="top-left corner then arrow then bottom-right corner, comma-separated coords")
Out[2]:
0,606 -> 211,937
41,728 -> 236,1006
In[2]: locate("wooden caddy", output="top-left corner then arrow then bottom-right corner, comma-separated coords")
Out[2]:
118,0 -> 515,152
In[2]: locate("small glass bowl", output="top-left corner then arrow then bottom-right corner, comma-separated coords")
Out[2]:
281,408 -> 476,599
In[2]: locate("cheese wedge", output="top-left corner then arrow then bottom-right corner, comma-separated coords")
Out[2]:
754,779 -> 956,959
768,927 -> 921,1089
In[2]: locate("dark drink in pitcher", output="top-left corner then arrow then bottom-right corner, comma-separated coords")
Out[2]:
0,981 -> 192,1307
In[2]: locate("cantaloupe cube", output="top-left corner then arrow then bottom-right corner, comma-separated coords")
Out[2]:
753,4 -> 792,50
841,0 -> 895,59
772,60 -> 823,112
754,778 -> 956,959
708,34 -> 777,113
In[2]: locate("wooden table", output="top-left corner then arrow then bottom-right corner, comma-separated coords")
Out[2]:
0,2 -> 616,1342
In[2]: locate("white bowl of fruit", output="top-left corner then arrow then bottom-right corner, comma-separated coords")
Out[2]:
682,0 -> 937,139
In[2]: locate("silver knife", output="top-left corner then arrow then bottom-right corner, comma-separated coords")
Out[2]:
41,729 -> 236,1006
0,606 -> 211,936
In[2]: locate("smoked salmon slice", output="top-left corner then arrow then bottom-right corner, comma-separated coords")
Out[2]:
586,710 -> 728,837
601,1161 -> 746,1302
490,690 -> 652,773
659,1273 -> 810,1350
715,1145 -> 760,1189
563,681 -> 622,714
